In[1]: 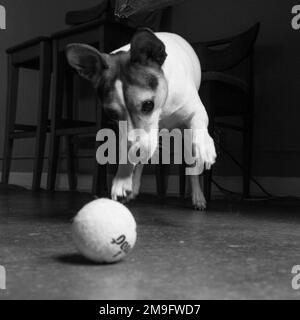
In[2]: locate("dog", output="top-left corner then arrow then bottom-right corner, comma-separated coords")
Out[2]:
66,29 -> 216,210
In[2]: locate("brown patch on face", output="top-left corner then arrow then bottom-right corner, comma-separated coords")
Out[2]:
94,51 -> 163,124
121,63 -> 159,91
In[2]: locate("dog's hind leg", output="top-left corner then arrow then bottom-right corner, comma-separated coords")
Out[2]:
189,174 -> 206,210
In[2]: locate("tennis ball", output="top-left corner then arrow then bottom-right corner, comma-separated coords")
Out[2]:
72,198 -> 137,263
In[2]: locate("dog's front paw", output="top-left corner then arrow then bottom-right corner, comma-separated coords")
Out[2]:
111,176 -> 133,203
193,130 -> 217,170
191,188 -> 207,211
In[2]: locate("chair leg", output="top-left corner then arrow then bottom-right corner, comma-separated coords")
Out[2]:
47,41 -> 64,191
64,135 -> 77,191
92,35 -> 108,197
1,56 -> 19,184
32,41 -> 52,191
243,113 -> 253,198
179,164 -> 186,198
92,99 -> 107,196
203,169 -> 212,202
200,83 -> 214,203
65,69 -> 77,191
179,136 -> 186,198
155,163 -> 169,198
155,141 -> 169,197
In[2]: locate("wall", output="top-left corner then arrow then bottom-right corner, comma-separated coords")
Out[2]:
0,0 -> 99,173
0,0 -> 299,178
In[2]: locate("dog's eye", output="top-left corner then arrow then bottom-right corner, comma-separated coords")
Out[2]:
141,100 -> 154,114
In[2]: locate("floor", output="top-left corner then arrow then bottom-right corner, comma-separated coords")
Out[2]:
0,184 -> 300,300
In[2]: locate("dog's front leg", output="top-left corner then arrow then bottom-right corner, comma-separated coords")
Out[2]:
111,163 -> 135,202
189,97 -> 216,171
185,91 -> 217,210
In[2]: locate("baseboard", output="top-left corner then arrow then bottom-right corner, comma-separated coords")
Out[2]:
0,172 -> 300,198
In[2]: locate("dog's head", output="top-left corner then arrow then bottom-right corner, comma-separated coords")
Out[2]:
66,29 -> 168,162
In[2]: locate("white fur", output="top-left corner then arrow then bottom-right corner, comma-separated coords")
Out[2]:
112,33 -> 216,209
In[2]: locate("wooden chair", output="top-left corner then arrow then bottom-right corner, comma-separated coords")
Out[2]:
47,3 -> 175,196
1,37 -> 52,190
47,20 -> 135,194
180,23 -> 260,201
47,10 -> 173,194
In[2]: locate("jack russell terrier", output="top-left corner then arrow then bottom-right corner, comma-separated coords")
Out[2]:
66,29 -> 216,210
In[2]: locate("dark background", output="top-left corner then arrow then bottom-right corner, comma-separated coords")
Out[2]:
0,0 -> 299,183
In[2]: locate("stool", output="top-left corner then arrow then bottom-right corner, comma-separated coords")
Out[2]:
47,8 -> 174,197
2,37 -> 52,191
47,19 -> 137,195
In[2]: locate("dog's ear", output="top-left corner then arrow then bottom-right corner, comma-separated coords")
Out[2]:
130,28 -> 167,67
66,44 -> 108,86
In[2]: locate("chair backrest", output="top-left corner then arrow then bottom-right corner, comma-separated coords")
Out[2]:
192,23 -> 260,72
159,6 -> 174,32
